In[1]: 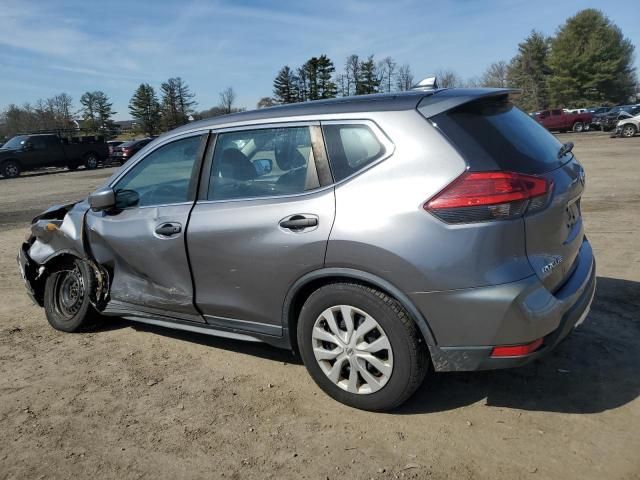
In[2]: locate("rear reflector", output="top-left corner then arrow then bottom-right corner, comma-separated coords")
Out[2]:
491,338 -> 544,357
425,171 -> 552,223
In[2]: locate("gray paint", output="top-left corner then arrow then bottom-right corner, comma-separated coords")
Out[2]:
19,87 -> 595,375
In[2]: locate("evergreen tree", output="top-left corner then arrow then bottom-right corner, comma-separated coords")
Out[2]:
94,91 -> 117,134
548,9 -> 635,106
316,54 -> 337,99
160,77 -> 196,129
273,66 -> 299,104
357,55 -> 380,95
129,83 -> 161,136
79,91 -> 98,131
507,30 -> 551,112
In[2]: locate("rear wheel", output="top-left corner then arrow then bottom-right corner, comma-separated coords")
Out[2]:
297,283 -> 428,411
1,160 -> 21,178
84,153 -> 99,170
572,122 -> 584,132
44,258 -> 100,332
622,124 -> 637,138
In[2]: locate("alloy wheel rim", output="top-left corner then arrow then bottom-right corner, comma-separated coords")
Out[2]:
6,165 -> 18,176
87,156 -> 97,168
623,126 -> 634,137
312,305 -> 393,394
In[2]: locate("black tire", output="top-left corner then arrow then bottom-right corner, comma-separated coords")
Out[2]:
622,124 -> 637,138
572,122 -> 584,132
44,258 -> 100,332
1,160 -> 21,178
297,283 -> 429,411
84,153 -> 99,170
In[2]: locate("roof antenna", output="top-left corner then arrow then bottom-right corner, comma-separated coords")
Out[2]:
411,76 -> 438,90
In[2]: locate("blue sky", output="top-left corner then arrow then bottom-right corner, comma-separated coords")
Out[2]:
1,0 -> 638,120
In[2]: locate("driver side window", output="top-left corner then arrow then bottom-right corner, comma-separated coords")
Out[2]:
114,135 -> 203,208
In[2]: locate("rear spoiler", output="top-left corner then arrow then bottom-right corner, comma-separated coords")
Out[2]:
417,88 -> 521,118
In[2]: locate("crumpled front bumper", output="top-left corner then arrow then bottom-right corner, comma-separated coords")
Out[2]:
17,242 -> 42,306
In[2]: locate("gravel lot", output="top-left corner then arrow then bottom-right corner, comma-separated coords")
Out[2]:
1,132 -> 638,480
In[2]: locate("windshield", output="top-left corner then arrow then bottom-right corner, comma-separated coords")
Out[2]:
1,136 -> 28,150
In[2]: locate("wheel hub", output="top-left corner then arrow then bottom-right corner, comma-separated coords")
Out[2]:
311,305 -> 393,395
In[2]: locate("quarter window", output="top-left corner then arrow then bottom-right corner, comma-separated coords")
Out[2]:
113,135 -> 202,207
207,126 -> 318,201
322,124 -> 384,181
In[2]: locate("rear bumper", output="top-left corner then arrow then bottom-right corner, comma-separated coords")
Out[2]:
415,238 -> 596,372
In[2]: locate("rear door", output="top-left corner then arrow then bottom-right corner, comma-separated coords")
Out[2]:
430,95 -> 586,291
187,123 -> 334,335
86,132 -> 208,321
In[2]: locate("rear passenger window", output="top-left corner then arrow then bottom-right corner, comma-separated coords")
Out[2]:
208,126 -> 318,201
322,125 -> 384,181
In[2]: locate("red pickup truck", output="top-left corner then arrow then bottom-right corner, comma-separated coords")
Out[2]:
534,109 -> 593,133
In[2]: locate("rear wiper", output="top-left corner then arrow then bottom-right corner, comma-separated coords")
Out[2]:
558,142 -> 574,159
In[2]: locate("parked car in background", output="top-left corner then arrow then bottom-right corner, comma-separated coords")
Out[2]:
593,105 -> 640,131
110,138 -> 153,164
18,86 -> 595,411
107,140 -> 124,157
587,106 -> 611,115
611,113 -> 640,138
0,133 -> 108,178
534,109 -> 593,132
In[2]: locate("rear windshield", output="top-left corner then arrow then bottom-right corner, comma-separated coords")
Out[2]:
431,96 -> 567,174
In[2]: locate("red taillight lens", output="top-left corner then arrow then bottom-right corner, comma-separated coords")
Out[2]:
424,171 -> 552,223
491,338 -> 544,357
122,148 -> 131,155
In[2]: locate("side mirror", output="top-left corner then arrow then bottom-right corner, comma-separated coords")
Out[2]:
89,189 -> 116,211
253,158 -> 273,176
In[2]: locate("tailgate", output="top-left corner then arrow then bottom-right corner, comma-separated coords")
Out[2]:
525,158 -> 585,291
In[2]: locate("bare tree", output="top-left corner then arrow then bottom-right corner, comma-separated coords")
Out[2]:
396,64 -> 414,91
219,87 -> 237,114
436,69 -> 463,88
344,55 -> 360,96
378,56 -> 397,93
256,97 -> 276,108
481,61 -> 509,88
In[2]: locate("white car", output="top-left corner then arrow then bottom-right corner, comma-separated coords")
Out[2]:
613,114 -> 640,138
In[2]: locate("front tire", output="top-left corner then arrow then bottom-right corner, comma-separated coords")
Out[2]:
297,283 -> 428,411
622,124 -> 637,138
44,258 -> 100,332
1,160 -> 21,178
572,122 -> 584,132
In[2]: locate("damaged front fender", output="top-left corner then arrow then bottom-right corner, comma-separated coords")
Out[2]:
19,200 -> 109,309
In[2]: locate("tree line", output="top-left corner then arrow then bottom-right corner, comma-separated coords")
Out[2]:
267,9 -> 636,112
1,9 -> 635,139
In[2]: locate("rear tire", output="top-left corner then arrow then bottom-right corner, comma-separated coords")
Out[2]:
297,283 -> 429,411
622,124 -> 637,138
84,153 -> 99,170
44,258 -> 101,332
572,122 -> 584,132
1,160 -> 21,178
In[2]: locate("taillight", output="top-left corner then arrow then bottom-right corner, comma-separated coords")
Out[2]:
122,148 -> 131,156
424,171 -> 552,223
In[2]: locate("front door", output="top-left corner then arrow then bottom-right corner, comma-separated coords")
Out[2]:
85,133 -> 208,322
187,124 -> 335,336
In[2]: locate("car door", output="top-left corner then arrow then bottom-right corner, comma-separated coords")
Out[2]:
187,123 -> 335,336
85,132 -> 209,322
22,136 -> 52,169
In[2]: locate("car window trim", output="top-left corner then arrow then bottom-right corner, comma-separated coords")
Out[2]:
109,131 -> 210,210
199,122 -> 324,202
320,119 -> 395,185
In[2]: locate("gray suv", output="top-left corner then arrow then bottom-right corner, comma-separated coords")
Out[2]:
18,86 -> 595,411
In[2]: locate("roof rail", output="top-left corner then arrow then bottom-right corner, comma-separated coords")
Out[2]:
412,76 -> 439,91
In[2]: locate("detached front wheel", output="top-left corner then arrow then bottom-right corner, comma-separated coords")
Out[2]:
297,283 -> 428,411
44,258 -> 100,332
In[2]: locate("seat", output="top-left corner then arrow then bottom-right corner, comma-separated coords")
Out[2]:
219,148 -> 257,181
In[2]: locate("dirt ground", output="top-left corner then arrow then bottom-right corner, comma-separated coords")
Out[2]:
1,132 -> 638,480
